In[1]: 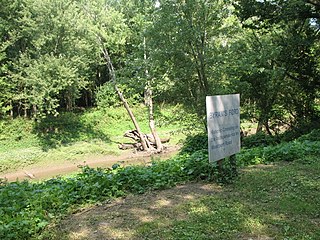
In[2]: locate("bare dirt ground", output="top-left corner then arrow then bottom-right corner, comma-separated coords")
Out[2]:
51,182 -> 223,240
0,146 -> 180,182
48,164 -> 281,240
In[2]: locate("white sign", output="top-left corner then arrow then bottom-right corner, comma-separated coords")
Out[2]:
206,94 -> 240,162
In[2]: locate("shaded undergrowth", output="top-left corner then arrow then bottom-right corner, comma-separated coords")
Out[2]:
33,112 -> 111,150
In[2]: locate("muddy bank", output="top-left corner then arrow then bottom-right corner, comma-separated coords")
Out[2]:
0,146 -> 180,182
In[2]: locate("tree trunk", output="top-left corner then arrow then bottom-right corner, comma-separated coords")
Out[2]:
9,101 -> 13,119
256,118 -> 263,133
264,121 -> 272,135
115,84 -> 150,151
145,86 -> 163,152
24,104 -> 27,118
99,35 -> 149,152
229,154 -> 237,177
32,105 -> 37,118
256,117 -> 272,135
143,36 -> 163,152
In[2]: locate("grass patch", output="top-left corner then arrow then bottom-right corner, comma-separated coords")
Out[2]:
0,104 -> 194,173
136,161 -> 319,240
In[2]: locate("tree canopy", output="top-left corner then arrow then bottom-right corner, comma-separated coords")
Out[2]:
0,0 -> 319,132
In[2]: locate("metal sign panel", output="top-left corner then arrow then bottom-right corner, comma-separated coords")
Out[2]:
206,94 -> 240,162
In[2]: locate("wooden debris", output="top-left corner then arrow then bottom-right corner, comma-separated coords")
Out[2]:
119,130 -> 170,151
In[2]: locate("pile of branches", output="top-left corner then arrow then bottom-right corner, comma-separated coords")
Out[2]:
118,130 -> 170,151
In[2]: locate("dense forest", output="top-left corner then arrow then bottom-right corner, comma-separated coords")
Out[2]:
1,0 -> 319,132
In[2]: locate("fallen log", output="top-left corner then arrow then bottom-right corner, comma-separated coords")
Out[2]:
118,143 -> 142,150
119,130 -> 170,151
146,134 -> 170,144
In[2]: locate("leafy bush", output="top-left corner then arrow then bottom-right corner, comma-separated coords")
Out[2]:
237,139 -> 320,166
241,132 -> 279,148
241,125 -> 319,148
179,131 -> 280,154
179,133 -> 208,154
280,120 -> 320,142
95,83 -> 120,108
296,129 -> 320,142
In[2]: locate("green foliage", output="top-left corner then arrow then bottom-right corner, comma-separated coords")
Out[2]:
238,129 -> 320,166
3,0 -> 101,117
179,133 -> 208,154
297,129 -> 320,142
237,139 -> 320,166
0,149 -> 219,239
0,0 -> 318,139
0,123 -> 319,239
280,120 -> 320,142
177,127 -> 320,167
179,131 -> 279,154
149,0 -> 234,116
95,83 -> 119,108
13,54 -> 89,117
234,0 -> 318,28
241,132 -> 279,148
0,0 -> 131,118
233,0 -> 320,129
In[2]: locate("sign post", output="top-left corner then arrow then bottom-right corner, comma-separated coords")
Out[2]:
206,94 -> 240,164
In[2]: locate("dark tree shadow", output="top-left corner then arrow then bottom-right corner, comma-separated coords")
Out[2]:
33,112 -> 111,151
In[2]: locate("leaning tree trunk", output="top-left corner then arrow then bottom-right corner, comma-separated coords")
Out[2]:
99,35 -> 149,152
115,84 -> 149,151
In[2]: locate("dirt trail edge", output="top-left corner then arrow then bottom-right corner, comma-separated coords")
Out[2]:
0,146 -> 180,182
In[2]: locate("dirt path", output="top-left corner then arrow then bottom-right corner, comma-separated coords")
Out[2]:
51,182 -> 223,240
0,146 -> 180,182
